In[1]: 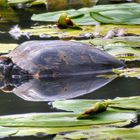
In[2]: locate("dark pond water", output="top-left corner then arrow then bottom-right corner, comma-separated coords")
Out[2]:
0,2 -> 140,140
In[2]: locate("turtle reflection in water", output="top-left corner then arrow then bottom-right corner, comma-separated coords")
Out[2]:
4,74 -> 116,101
0,40 -> 124,101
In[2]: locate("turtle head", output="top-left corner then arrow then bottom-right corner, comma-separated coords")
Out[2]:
0,57 -> 13,78
0,57 -> 14,92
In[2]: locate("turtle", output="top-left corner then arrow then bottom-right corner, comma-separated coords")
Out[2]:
0,40 -> 124,80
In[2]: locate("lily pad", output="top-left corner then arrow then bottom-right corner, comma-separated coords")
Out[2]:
12,125 -> 92,136
0,127 -> 18,138
31,3 -> 140,25
0,96 -> 138,137
21,25 -> 140,39
54,125 -> 140,140
90,9 -> 140,25
89,36 -> 140,61
110,96 -> 140,110
53,96 -> 140,112
113,68 -> 140,79
0,43 -> 18,54
0,110 -> 135,127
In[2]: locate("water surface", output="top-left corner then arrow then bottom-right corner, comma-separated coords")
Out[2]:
0,3 -> 140,139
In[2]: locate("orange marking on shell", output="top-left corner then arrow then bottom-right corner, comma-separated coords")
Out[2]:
33,72 -> 40,80
59,51 -> 69,64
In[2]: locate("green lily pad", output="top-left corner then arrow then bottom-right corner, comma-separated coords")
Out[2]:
53,99 -> 98,113
0,43 -> 18,53
31,3 -> 140,25
0,122 -> 131,137
110,96 -> 140,110
32,9 -> 83,22
0,110 -> 135,136
55,125 -> 140,140
89,36 -> 140,61
0,127 -> 18,138
53,96 -> 140,112
0,110 -> 135,127
113,68 -> 140,78
12,125 -> 92,136
0,96 -> 138,137
90,9 -> 140,25
21,25 -> 140,39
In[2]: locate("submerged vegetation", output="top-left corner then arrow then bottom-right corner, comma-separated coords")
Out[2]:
0,0 -> 140,139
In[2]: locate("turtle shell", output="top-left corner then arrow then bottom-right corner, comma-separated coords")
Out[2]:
7,40 -> 124,78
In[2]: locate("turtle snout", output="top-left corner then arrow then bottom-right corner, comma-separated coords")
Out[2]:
0,64 -> 13,78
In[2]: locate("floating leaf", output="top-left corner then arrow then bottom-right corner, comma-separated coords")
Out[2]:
0,96 -> 138,137
89,36 -> 140,61
0,127 -> 18,138
113,68 -> 140,78
0,43 -> 17,54
89,36 -> 140,47
31,9 -> 82,22
90,10 -> 140,24
0,110 -> 135,127
31,3 -> 140,25
90,3 -> 140,12
53,99 -> 98,113
55,125 -> 140,140
53,96 -> 140,112
21,25 -> 140,40
12,125 -> 92,137
90,11 -> 119,24
110,96 -> 140,110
